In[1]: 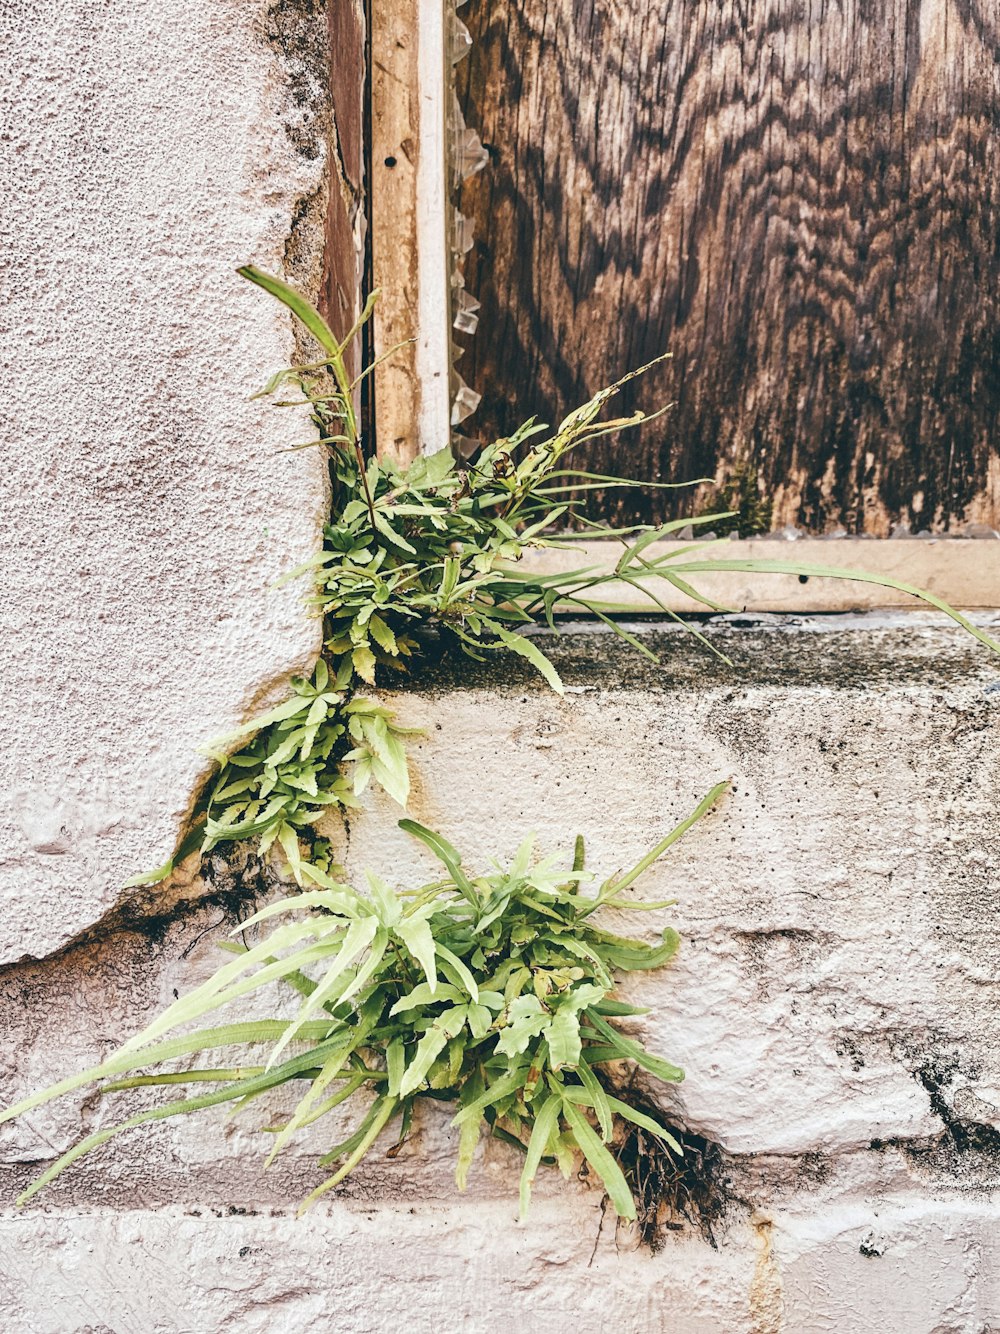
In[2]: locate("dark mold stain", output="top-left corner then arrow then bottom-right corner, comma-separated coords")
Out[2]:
865,1045 -> 1000,1186
914,1058 -> 1000,1162
392,619 -> 1000,695
859,1230 -> 887,1258
262,0 -> 331,163
0,845 -> 276,986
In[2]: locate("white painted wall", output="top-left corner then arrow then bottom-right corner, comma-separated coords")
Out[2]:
0,0 -> 330,964
2,616 -> 999,1332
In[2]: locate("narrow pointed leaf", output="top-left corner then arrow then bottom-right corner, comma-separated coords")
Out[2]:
561,1099 -> 636,1220
519,1093 -> 561,1218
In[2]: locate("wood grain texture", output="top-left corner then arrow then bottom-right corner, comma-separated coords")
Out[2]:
456,0 -> 1000,533
371,0 -> 423,463
323,0 -> 366,376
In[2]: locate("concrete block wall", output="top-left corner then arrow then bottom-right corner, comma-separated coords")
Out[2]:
3,616 -> 1000,1332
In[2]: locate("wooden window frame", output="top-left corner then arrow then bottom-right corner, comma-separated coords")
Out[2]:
370,0 -> 451,466
368,2 -> 1000,616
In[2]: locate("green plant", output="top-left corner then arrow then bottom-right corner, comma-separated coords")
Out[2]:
2,789 -> 725,1219
137,268 -> 1000,888
11,268 -> 998,1228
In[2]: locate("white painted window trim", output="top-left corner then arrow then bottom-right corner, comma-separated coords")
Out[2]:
412,0 -> 452,451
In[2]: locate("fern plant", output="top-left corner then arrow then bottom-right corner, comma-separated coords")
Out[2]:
136,267 -> 1000,887
11,267 -> 997,1225
2,792 -> 725,1219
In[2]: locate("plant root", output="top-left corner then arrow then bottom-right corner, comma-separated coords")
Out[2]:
605,1078 -> 729,1253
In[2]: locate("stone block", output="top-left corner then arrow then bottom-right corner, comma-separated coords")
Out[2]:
0,0 -> 335,963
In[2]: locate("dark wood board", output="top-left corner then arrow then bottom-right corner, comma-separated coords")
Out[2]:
456,0 -> 1000,534
323,0 -> 367,373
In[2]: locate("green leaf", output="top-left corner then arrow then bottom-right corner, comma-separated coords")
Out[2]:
368,613 -> 398,655
597,781 -> 729,901
496,995 -> 550,1058
594,927 -> 681,972
492,627 -> 564,694
665,557 -> 1000,657
395,915 -> 437,992
352,644 -> 377,684
0,1021 -> 337,1129
123,821 -> 204,888
546,1007 -> 582,1070
604,1095 -> 683,1154
561,1099 -> 636,1221
590,999 -> 650,1017
452,1064 -> 529,1127
372,509 -> 417,554
435,945 -> 480,1003
583,1009 -> 684,1084
116,922 -> 331,1053
299,1094 -> 400,1214
368,729 -> 410,807
337,288 -> 380,356
264,1046 -> 370,1167
399,1031 -> 449,1098
237,886 -> 360,931
455,1071 -> 485,1190
576,1060 -> 614,1141
439,556 -> 461,604
330,926 -> 389,1009
389,983 -> 463,1016
265,915 -> 380,1066
466,1003 -> 493,1041
398,820 -> 479,906
238,266 -> 341,360
399,1007 -> 468,1097
519,1092 -> 561,1219
386,1039 -> 406,1096
276,821 -> 305,884
16,1036 -> 357,1204
200,691 -> 313,756
364,871 -> 402,927
405,445 -> 455,490
544,984 -> 604,1070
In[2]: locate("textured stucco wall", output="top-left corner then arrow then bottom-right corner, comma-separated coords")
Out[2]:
2,617 -> 999,1333
0,0 -> 343,966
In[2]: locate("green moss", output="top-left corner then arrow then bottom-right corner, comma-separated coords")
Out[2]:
701,464 -> 772,537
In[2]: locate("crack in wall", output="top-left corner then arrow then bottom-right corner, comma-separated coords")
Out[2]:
0,847 -> 278,989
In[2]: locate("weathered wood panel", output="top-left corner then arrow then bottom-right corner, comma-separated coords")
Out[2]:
371,1 -> 424,462
456,0 -> 1000,533
322,0 -> 366,375
369,0 -> 453,464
